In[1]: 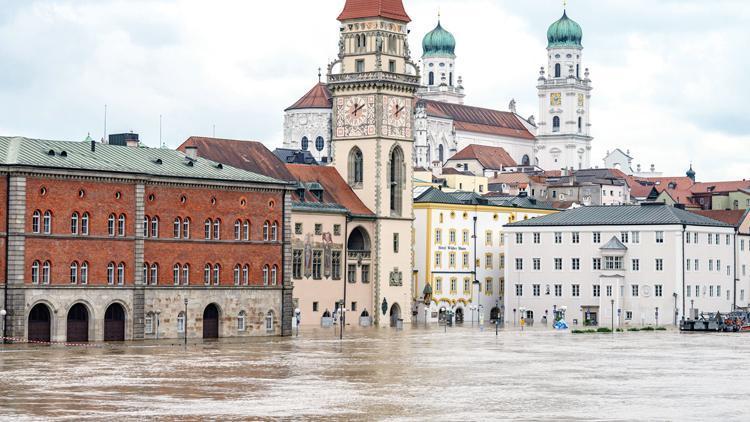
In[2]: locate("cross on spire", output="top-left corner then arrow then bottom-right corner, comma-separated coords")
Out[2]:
318,67 -> 321,83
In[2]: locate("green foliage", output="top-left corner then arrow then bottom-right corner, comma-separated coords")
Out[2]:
655,327 -> 667,331
572,329 -> 585,334
615,328 -> 624,332
641,326 -> 655,331
596,327 -> 613,333
627,327 -> 640,332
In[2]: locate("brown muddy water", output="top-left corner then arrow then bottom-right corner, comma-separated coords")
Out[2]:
0,325 -> 747,421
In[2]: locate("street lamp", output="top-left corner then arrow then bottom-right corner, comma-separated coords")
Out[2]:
610,299 -> 615,331
183,298 -> 188,347
469,304 -> 476,326
0,309 -> 6,344
294,308 -> 301,337
655,307 -> 659,328
339,306 -> 346,340
155,310 -> 161,341
690,299 -> 695,320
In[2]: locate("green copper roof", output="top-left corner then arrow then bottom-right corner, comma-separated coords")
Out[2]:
547,11 -> 583,48
422,21 -> 456,58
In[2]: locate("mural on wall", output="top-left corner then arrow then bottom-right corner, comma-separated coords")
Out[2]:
304,234 -> 313,278
323,232 -> 333,278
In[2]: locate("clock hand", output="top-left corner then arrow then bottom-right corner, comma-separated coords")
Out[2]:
354,104 -> 365,114
395,105 -> 404,116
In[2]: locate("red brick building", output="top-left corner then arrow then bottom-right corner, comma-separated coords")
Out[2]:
0,136 -> 293,343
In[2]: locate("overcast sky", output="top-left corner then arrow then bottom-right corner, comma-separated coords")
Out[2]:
0,0 -> 748,181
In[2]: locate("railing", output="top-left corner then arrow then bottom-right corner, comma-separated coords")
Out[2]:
328,71 -> 420,85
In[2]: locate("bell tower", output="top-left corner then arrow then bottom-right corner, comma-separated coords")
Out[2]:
535,10 -> 593,171
328,0 -> 420,326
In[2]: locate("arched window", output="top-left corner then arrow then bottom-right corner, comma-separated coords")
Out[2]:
521,155 -> 531,166
576,64 -> 580,79
213,219 -> 221,240
43,211 -> 52,234
348,147 -> 363,187
150,216 -> 159,238
301,136 -> 309,151
242,264 -> 249,285
107,262 -> 115,285
70,261 -> 78,284
243,220 -> 250,240
117,262 -> 125,285
271,265 -> 278,286
265,311 -> 274,333
347,227 -> 371,251
237,311 -> 247,331
143,263 -> 149,284
177,312 -> 186,333
389,146 -> 405,216
118,214 -> 126,237
553,116 -> 561,132
204,218 -> 212,239
428,71 -> 434,86
182,264 -> 190,285
213,264 -> 220,285
315,136 -> 325,152
81,212 -> 89,235
32,210 -> 41,233
183,217 -> 190,239
204,264 -> 211,285
578,117 -> 582,133
263,221 -> 270,241
173,264 -> 181,285
31,261 -> 40,284
271,221 -> 278,241
554,63 -> 561,78
262,265 -> 269,286
234,220 -> 241,240
42,261 -> 51,284
449,72 -> 453,86
355,34 -> 361,48
70,212 -> 79,235
143,216 -> 150,237
150,263 -> 158,285
80,261 -> 88,284
438,144 -> 444,163
234,264 -> 241,285
108,213 -> 116,236
174,217 -> 182,238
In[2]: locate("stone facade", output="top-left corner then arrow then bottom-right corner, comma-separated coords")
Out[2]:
283,109 -> 333,164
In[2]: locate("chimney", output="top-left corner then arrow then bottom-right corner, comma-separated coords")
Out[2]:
126,139 -> 139,148
185,146 -> 198,160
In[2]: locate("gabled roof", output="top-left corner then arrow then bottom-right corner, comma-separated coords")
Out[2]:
337,0 -> 411,23
507,204 -> 732,228
421,100 -> 535,140
0,136 -> 284,185
414,187 -> 462,204
415,187 -> 555,210
441,167 -> 475,176
286,164 -> 373,216
600,236 -> 627,251
177,137 -> 295,182
285,83 -> 332,111
692,180 -> 750,194
273,148 -> 319,165
690,209 -> 749,228
447,144 -> 517,170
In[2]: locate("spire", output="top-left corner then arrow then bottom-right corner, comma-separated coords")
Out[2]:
318,67 -> 322,83
686,163 -> 696,182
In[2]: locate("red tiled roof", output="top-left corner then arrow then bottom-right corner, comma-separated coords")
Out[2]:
285,83 -> 332,111
337,0 -> 411,22
177,137 -> 295,182
691,180 -> 750,194
286,164 -> 374,216
448,144 -> 517,170
690,210 -> 748,227
422,100 -> 535,140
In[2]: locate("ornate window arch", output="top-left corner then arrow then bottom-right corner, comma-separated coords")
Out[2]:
553,116 -> 561,132
388,145 -> 405,216
348,147 -> 363,187
428,71 -> 435,85
554,63 -> 561,78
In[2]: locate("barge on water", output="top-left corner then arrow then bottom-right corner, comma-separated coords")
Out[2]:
680,311 -> 750,333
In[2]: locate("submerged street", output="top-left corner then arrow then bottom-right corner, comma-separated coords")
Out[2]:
0,326 -> 747,420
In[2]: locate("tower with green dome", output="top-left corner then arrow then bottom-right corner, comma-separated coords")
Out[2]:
535,9 -> 593,171
418,17 -> 464,105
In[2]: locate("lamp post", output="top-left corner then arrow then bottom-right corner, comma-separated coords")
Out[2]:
672,292 -> 678,326
469,304 -> 476,327
155,310 -> 161,341
183,298 -> 188,347
295,308 -> 301,337
0,309 -> 6,344
655,307 -> 659,328
473,279 -> 481,329
690,299 -> 695,320
339,306 -> 346,340
519,307 -> 526,331
610,299 -> 614,331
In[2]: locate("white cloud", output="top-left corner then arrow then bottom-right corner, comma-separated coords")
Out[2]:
0,0 -> 746,180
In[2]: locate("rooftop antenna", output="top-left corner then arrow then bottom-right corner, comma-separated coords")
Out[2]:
318,67 -> 322,83
159,114 -> 165,148
103,104 -> 107,141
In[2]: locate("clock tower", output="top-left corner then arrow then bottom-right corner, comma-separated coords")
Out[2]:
535,10 -> 593,171
328,0 -> 420,326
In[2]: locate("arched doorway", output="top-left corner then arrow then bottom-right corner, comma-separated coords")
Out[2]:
28,303 -> 51,343
490,307 -> 500,322
104,303 -> 126,341
67,303 -> 89,343
203,304 -> 219,339
389,303 -> 401,327
455,307 -> 464,324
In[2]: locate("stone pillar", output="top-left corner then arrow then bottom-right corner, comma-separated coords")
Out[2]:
280,189 -> 294,336
5,174 -> 26,340
132,182 -> 146,339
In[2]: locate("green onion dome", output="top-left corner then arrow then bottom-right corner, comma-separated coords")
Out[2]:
422,21 -> 456,58
547,11 -> 583,48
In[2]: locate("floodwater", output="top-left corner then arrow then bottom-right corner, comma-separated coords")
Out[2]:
0,325 -> 748,421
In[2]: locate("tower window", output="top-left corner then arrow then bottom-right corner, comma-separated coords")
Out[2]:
576,64 -> 580,79
553,116 -> 561,132
355,59 -> 365,73
301,136 -> 309,151
521,155 -> 530,166
428,71 -> 434,86
315,136 -> 324,152
449,72 -> 453,86
389,60 -> 396,73
348,147 -> 363,187
578,117 -> 582,133
554,63 -> 561,78
389,146 -> 405,216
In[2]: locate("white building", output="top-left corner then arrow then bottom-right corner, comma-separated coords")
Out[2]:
413,188 -> 556,324
503,204 -> 738,328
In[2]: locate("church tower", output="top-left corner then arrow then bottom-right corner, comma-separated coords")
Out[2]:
418,18 -> 464,104
535,10 -> 593,171
328,0 -> 419,326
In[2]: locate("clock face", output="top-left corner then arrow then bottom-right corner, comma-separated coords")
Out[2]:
335,95 -> 375,138
382,96 -> 412,138
550,92 -> 562,106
